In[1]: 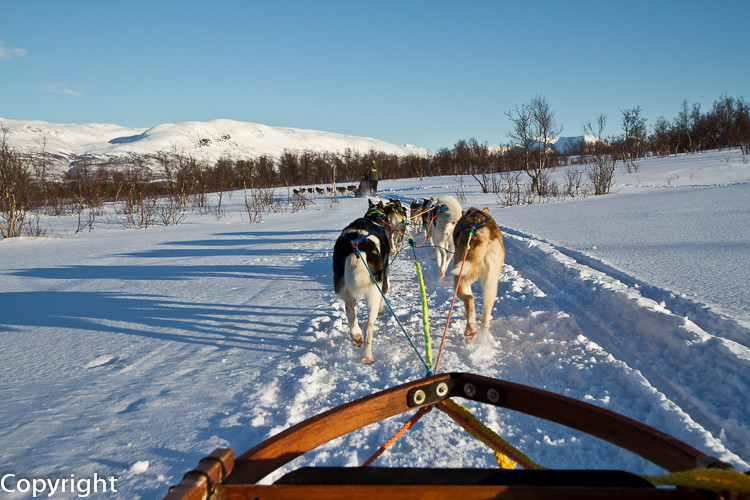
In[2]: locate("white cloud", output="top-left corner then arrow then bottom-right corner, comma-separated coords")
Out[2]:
0,41 -> 27,60
39,83 -> 83,96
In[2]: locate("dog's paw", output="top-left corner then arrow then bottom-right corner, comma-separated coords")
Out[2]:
350,332 -> 363,347
464,324 -> 478,344
360,354 -> 374,364
438,270 -> 445,278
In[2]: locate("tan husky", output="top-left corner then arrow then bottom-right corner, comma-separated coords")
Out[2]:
452,207 -> 505,344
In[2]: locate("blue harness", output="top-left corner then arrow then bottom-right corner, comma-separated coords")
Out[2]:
345,210 -> 389,255
456,210 -> 490,234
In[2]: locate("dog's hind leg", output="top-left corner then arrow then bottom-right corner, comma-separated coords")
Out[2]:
343,291 -> 363,348
436,247 -> 448,278
455,274 -> 478,344
477,265 -> 500,342
361,288 -> 381,364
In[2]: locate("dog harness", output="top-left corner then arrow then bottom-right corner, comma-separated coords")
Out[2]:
346,211 -> 389,251
456,210 -> 491,234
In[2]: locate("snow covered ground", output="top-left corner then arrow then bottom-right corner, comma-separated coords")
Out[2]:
1,149 -> 748,499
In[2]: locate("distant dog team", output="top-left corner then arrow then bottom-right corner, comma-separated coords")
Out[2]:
333,195 -> 504,363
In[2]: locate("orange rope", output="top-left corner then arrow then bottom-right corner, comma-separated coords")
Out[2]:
433,231 -> 472,373
362,406 -> 433,466
411,213 -> 437,248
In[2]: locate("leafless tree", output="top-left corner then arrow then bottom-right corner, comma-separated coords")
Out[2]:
674,100 -> 694,154
67,161 -> 102,234
115,155 -> 157,228
621,106 -> 647,172
583,114 -> 607,140
32,137 -> 53,214
498,162 -> 523,206
0,131 -> 33,237
507,95 -> 562,197
585,142 -> 617,195
565,168 -> 584,198
506,103 -> 534,187
530,95 -> 563,173
155,151 -> 185,225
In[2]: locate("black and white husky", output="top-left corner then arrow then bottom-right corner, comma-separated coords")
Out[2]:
333,200 -> 391,364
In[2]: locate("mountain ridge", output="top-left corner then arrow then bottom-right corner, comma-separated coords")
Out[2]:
0,118 -> 430,175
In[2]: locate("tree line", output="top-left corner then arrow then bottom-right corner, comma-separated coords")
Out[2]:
2,92 -> 748,237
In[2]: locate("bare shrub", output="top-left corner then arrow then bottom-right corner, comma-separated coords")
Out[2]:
454,176 -> 466,204
0,132 -> 33,238
157,196 -> 186,226
288,187 -> 312,213
25,211 -> 48,237
243,184 -> 266,223
497,168 -> 523,207
538,170 -> 559,200
67,161 -> 104,234
565,168 -> 584,198
115,156 -> 158,228
585,144 -> 617,195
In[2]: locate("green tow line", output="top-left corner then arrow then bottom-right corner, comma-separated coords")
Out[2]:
414,260 -> 432,371
408,234 -> 433,373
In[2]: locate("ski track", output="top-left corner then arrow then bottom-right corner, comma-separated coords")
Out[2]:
260,222 -> 749,483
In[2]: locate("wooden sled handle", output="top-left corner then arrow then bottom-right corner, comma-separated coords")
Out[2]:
222,372 -> 707,485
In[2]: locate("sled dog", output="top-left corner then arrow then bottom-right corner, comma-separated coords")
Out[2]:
409,199 -> 423,234
332,200 -> 391,364
384,199 -> 407,256
420,198 -> 435,235
428,195 -> 462,278
452,207 -> 505,344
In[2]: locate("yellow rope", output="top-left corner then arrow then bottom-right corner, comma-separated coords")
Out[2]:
438,399 -> 546,471
643,468 -> 750,493
438,398 -> 750,492
438,399 -> 750,492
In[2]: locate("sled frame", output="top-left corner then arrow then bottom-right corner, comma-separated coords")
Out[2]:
165,372 -> 720,500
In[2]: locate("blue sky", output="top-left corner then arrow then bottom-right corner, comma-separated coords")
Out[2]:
2,0 -> 748,152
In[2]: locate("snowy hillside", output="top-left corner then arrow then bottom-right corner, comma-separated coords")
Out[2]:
0,118 -> 430,176
548,134 -> 600,153
0,149 -> 748,499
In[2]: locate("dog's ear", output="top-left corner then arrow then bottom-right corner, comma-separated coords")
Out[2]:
368,199 -> 375,208
482,207 -> 490,214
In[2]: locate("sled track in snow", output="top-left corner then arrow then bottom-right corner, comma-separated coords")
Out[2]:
262,227 -> 749,480
498,230 -> 750,462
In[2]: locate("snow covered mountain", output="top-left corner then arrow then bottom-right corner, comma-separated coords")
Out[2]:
518,134 -> 601,154
548,134 -> 601,153
457,135 -> 602,156
0,118 -> 431,176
